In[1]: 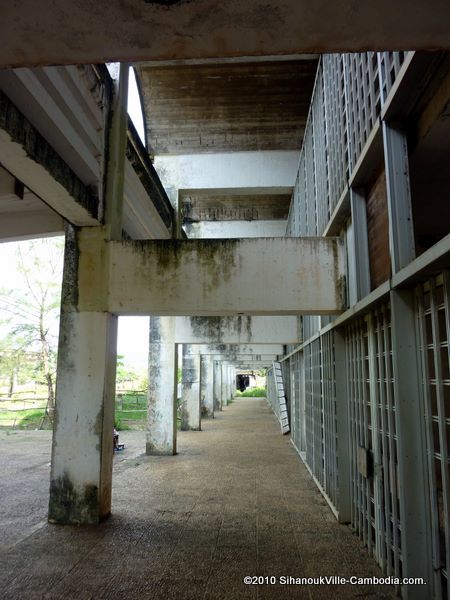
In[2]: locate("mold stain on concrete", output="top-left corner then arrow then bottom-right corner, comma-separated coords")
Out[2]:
48,473 -> 98,524
190,316 -> 224,342
60,225 -> 79,312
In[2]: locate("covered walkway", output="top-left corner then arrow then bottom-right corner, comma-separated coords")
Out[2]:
1,398 -> 394,600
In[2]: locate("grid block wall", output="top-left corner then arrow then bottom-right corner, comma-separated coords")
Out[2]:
416,273 -> 450,599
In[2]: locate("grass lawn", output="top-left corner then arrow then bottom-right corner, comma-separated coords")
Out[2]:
235,387 -> 266,397
0,408 -> 47,429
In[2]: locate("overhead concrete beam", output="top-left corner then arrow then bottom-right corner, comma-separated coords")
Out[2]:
154,153 -> 300,199
204,354 -> 278,362
0,90 -> 100,226
194,344 -> 284,355
2,1 -> 450,68
77,231 -> 345,316
0,209 -> 64,242
229,363 -> 272,369
174,316 -> 301,344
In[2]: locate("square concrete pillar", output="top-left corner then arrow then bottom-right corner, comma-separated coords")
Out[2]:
49,66 -> 128,525
200,354 -> 214,418
146,316 -> 177,455
49,309 -> 118,524
221,363 -> 229,408
181,344 -> 201,430
48,226 -> 119,525
230,365 -> 236,401
213,360 -> 222,411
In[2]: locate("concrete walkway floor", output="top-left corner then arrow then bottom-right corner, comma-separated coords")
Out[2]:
0,398 -> 395,600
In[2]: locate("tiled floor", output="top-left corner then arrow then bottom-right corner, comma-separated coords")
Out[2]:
0,398 -> 395,599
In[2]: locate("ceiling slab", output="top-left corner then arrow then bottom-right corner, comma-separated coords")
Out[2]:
138,60 -> 317,154
0,165 -> 65,241
2,1 -> 450,68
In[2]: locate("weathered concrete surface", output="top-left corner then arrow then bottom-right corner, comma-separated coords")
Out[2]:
213,359 -> 222,411
2,0 -> 450,68
147,316 -> 177,455
48,310 -> 118,525
140,61 -> 317,154
181,344 -> 201,431
200,354 -> 214,418
0,400 -> 395,599
0,90 -> 99,226
175,317 -> 301,345
155,152 -> 300,204
195,343 -> 284,356
102,237 -> 346,316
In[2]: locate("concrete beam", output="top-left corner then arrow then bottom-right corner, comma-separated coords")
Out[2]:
0,90 -> 99,226
77,232 -> 345,316
2,1 -> 450,68
174,317 -> 301,344
204,354 -> 278,363
193,344 -> 284,355
0,209 -> 64,242
154,152 -> 300,204
185,221 -> 287,239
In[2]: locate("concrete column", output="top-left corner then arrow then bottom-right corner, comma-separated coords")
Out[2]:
146,317 -> 177,455
200,354 -> 214,418
181,344 -> 201,430
48,65 -> 128,525
48,228 -> 118,525
226,365 -> 232,403
221,363 -> 228,408
213,360 -> 222,411
230,366 -> 236,401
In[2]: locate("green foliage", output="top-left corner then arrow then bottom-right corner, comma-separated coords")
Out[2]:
176,396 -> 182,430
115,391 -> 146,430
116,354 -> 141,384
235,386 -> 267,397
114,417 -> 131,431
0,238 -> 64,403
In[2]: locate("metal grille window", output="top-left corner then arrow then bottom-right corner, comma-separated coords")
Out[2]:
304,120 -> 318,236
416,273 -> 450,600
346,317 -> 376,553
302,339 -> 325,485
323,54 -> 349,215
312,66 -> 330,236
343,53 -> 381,171
321,330 -> 338,507
266,367 -> 279,420
281,359 -> 291,419
346,308 -> 403,577
377,52 -> 406,104
368,306 -> 402,578
295,351 -> 306,454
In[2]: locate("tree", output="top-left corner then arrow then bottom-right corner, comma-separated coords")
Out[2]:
116,354 -> 139,385
0,334 -> 32,397
0,238 -> 64,413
